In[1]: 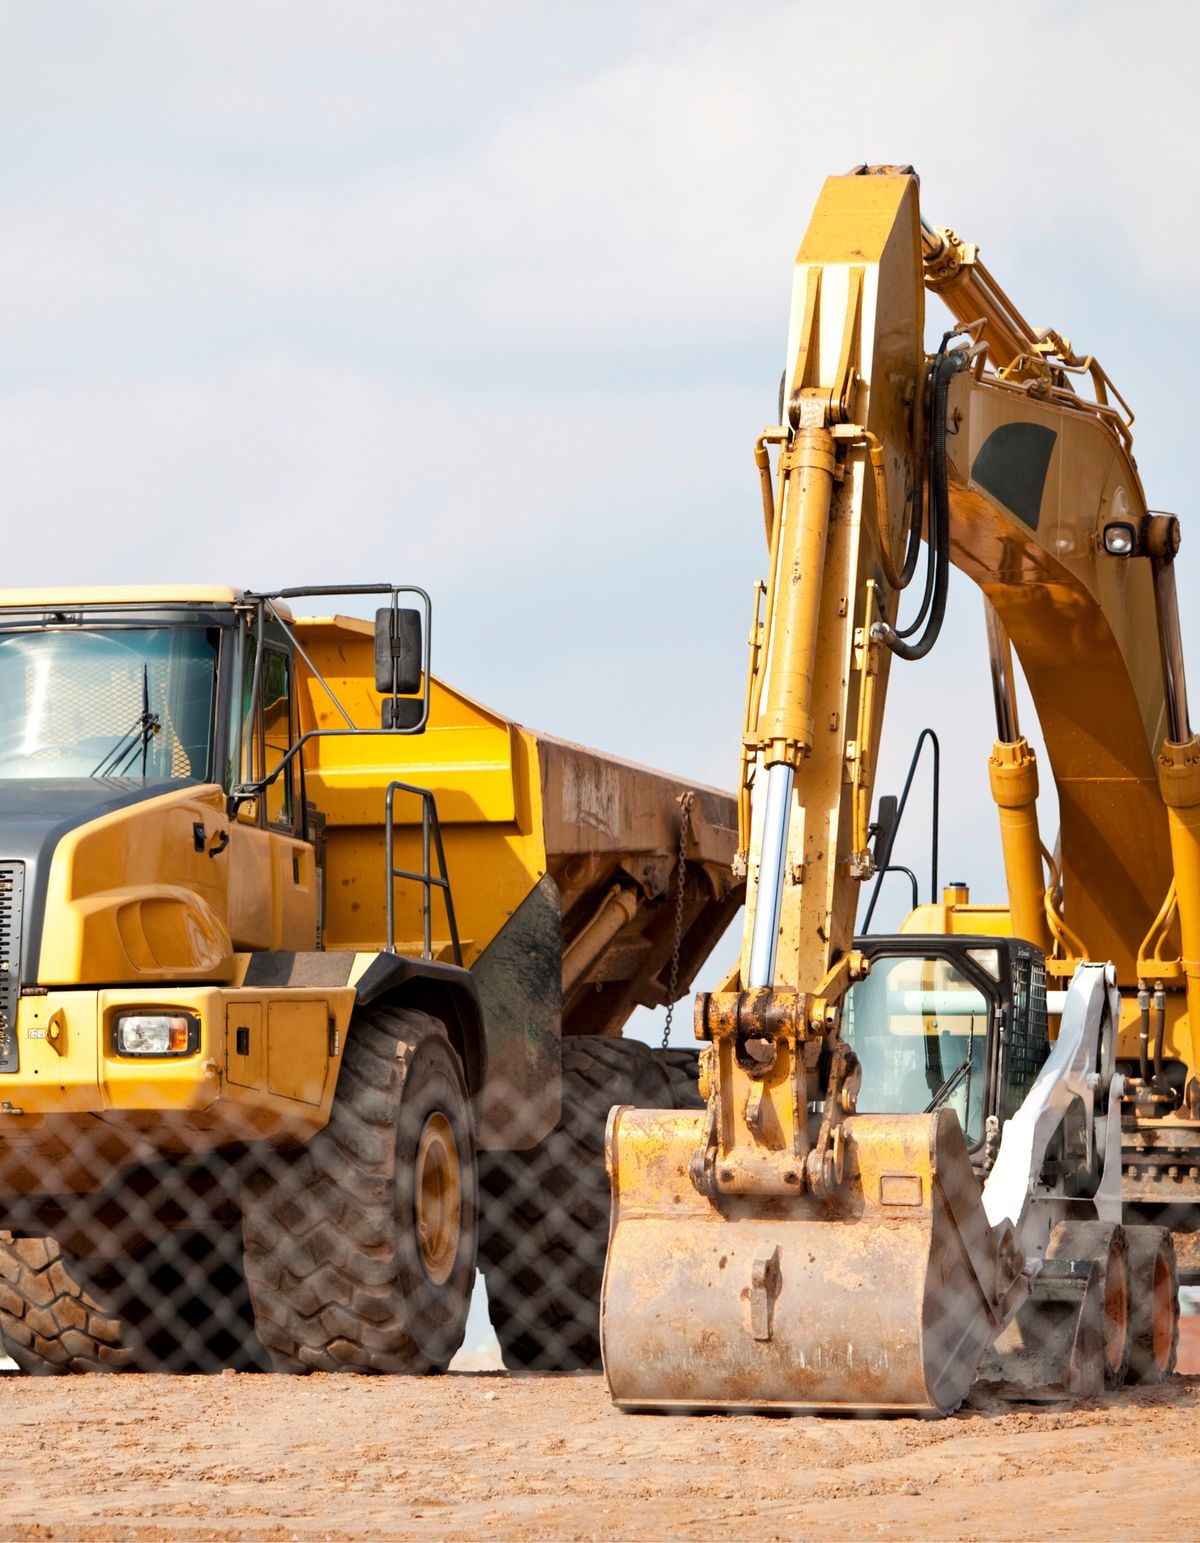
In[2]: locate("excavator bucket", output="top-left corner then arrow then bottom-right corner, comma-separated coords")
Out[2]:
602,1107 -> 1024,1414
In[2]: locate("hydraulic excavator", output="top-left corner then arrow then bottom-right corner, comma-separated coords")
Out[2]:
602,166 -> 1187,1413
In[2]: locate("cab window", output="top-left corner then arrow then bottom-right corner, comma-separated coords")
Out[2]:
228,629 -> 295,830
843,953 -> 990,1147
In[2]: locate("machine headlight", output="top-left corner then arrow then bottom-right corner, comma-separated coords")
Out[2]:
114,1012 -> 200,1057
1101,520 -> 1137,556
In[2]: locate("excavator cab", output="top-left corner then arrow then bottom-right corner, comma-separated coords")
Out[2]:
845,936 -> 1049,1159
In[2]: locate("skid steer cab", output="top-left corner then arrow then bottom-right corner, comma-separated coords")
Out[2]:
0,583 -> 489,1375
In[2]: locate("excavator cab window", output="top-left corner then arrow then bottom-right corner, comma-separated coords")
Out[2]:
844,948 -> 990,1147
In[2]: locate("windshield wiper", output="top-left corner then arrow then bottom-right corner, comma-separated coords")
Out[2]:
923,1055 -> 971,1113
91,666 -> 160,779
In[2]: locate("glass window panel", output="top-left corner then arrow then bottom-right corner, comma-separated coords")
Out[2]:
0,627 -> 217,782
844,953 -> 990,1147
261,649 -> 293,828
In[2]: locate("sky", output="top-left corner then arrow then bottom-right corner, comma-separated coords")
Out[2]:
2,0 -> 1199,990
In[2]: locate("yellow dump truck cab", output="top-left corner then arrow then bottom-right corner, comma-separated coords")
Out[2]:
0,588 -> 477,1141
0,584 -> 739,1374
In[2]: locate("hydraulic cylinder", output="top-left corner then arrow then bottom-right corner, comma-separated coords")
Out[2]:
1156,741 -> 1200,1067
988,737 -> 1052,953
747,426 -> 836,988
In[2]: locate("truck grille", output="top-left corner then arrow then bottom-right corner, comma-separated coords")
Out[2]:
0,863 -> 22,1073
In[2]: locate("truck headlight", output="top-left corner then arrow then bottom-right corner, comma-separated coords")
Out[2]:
114,1012 -> 200,1057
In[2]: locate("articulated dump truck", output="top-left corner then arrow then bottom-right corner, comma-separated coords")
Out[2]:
0,584 -> 739,1372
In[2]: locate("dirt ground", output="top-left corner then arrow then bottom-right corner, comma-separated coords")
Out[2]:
3,1344 -> 1199,1543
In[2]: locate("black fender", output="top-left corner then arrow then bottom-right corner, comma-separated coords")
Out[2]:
353,953 -> 485,1096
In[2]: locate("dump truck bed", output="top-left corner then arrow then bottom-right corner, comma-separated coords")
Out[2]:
294,614 -> 742,1145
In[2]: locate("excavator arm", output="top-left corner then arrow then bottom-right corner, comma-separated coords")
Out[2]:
602,166 -> 1191,1413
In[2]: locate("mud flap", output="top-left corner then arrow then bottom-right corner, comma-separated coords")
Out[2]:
978,1259 -> 1104,1401
601,1107 -> 1023,1414
472,874 -> 563,1151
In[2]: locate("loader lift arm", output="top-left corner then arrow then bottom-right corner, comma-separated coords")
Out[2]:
602,166 -> 1187,1413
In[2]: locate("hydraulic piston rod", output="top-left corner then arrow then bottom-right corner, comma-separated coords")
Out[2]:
747,763 -> 794,987
745,425 -> 836,987
984,600 -> 1051,954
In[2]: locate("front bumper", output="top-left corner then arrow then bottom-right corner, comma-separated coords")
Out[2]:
0,984 -> 355,1195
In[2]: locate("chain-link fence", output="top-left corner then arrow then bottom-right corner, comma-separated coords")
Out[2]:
0,1015 -> 701,1377
4,1018 -> 1195,1394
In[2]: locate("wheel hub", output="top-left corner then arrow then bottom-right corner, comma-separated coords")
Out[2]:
1103,1245 -> 1130,1379
414,1112 -> 462,1286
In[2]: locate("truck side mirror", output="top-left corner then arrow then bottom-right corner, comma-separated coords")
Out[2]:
374,607 -> 423,695
381,697 -> 426,730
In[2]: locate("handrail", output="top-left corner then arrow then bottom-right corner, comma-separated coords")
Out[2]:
384,780 -> 463,966
866,864 -> 920,921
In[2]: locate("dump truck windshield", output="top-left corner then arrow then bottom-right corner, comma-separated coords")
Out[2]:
0,626 -> 218,781
843,953 -> 990,1147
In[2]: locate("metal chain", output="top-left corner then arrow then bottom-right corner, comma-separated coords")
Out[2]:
661,791 -> 695,1049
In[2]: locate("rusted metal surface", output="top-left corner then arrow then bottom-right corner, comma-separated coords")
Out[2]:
602,1106 -> 1024,1414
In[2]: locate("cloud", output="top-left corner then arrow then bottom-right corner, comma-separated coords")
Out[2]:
4,0 -> 1197,379
0,0 -> 1195,978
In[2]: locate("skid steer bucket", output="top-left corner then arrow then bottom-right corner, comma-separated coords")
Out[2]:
602,1107 -> 1025,1414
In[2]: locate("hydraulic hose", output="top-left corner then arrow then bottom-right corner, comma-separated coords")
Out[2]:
891,339 -> 955,642
889,474 -> 939,640
872,340 -> 968,662
867,436 -> 925,591
893,484 -> 926,589
888,344 -> 959,651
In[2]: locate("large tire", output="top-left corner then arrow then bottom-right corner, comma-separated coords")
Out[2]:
657,1046 -> 705,1110
0,1234 -> 133,1373
241,1004 -> 477,1373
1126,1225 -> 1178,1385
0,1227 -> 269,1374
478,1037 -> 703,1372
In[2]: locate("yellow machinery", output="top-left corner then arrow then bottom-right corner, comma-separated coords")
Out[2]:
602,167 -> 1188,1412
0,584 -> 738,1371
